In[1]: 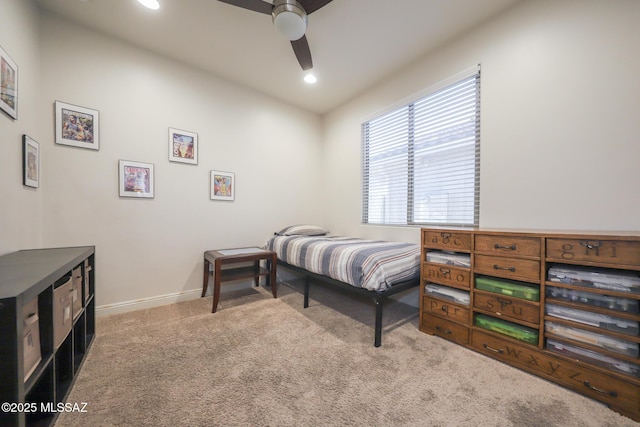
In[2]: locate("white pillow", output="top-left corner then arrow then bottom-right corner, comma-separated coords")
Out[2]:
276,225 -> 329,236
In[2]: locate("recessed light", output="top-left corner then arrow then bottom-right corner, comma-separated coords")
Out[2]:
304,73 -> 317,84
137,0 -> 160,10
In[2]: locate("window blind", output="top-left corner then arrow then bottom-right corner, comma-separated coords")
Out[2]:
362,67 -> 480,226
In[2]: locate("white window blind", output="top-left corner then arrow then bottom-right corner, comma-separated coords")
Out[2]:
362,67 -> 480,226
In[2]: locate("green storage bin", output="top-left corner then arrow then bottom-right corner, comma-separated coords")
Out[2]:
475,276 -> 540,302
475,314 -> 539,344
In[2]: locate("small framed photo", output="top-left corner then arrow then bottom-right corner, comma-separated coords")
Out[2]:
168,127 -> 198,165
0,44 -> 18,119
55,101 -> 100,150
119,160 -> 154,198
22,135 -> 39,188
210,170 -> 235,201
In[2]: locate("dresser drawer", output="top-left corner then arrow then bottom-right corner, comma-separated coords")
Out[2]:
423,263 -> 471,289
471,329 -> 640,415
423,230 -> 471,252
474,254 -> 541,282
422,295 -> 470,324
421,313 -> 469,345
475,234 -> 541,258
547,238 -> 640,267
473,291 -> 540,324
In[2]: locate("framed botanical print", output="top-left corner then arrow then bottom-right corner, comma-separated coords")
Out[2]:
168,127 -> 198,165
119,160 -> 154,198
55,101 -> 100,150
210,170 -> 234,201
0,44 -> 18,119
22,135 -> 39,188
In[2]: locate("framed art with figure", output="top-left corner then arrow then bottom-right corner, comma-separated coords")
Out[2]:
0,44 -> 18,119
169,127 -> 198,165
119,160 -> 154,198
55,101 -> 100,150
22,135 -> 39,188
210,170 -> 234,201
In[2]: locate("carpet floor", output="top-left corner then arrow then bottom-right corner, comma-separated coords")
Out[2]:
55,280 -> 640,427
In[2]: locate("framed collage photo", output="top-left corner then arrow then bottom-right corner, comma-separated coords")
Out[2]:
119,160 -> 154,198
55,101 -> 100,150
210,170 -> 234,201
0,44 -> 18,119
22,135 -> 39,188
169,127 -> 198,165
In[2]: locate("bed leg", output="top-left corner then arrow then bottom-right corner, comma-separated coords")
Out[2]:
374,297 -> 383,347
304,275 -> 310,308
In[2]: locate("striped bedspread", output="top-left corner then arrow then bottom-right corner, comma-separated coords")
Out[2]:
266,235 -> 420,292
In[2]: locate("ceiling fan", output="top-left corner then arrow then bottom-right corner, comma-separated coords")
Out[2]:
217,0 -> 333,71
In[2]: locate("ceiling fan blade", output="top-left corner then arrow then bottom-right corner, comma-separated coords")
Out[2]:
217,0 -> 273,15
297,0 -> 333,14
291,35 -> 313,70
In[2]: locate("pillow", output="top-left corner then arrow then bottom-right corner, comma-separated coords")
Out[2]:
276,224 -> 329,236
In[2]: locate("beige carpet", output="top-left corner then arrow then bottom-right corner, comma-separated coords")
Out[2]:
56,280 -> 639,427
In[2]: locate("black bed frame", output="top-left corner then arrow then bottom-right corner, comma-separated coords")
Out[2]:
277,260 -> 419,347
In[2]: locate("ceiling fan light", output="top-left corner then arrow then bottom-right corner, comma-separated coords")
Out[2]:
272,1 -> 307,41
137,0 -> 160,10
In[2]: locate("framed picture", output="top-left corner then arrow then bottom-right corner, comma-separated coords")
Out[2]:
22,135 -> 39,188
119,160 -> 154,198
168,127 -> 198,165
210,170 -> 235,201
0,44 -> 18,119
55,101 -> 100,150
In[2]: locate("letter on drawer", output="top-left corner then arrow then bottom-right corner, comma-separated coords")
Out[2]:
473,292 -> 540,324
547,238 -> 640,267
423,296 -> 470,323
423,230 -> 471,251
423,264 -> 470,289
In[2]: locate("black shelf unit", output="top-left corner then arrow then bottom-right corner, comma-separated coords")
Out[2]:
0,246 -> 95,427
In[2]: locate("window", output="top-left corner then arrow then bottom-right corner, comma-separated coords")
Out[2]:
361,67 -> 480,227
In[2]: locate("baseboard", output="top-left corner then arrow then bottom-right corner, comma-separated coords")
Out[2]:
96,289 -> 202,317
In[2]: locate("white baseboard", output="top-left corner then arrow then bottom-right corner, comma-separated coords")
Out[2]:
96,289 -> 202,317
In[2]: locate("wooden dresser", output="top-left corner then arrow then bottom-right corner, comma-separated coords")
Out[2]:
420,228 -> 640,421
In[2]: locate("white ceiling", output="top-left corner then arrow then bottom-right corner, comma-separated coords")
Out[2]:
35,0 -> 522,114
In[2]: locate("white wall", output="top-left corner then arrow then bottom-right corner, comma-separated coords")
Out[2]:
323,0 -> 640,243
37,13 -> 323,308
4,0 -> 640,312
0,0 -> 42,254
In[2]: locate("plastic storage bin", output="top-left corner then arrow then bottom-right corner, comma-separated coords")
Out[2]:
545,321 -> 639,357
548,265 -> 640,294
546,286 -> 639,313
475,314 -> 539,344
426,251 -> 471,268
475,276 -> 540,302
546,304 -> 639,336
547,339 -> 640,378
425,284 -> 470,305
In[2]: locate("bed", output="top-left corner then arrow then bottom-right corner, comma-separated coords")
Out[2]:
266,225 -> 421,347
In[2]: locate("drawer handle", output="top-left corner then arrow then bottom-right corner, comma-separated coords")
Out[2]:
440,232 -> 451,243
441,305 -> 448,312
435,326 -> 452,335
582,381 -> 617,397
483,343 -> 504,354
493,264 -> 516,272
496,297 -> 513,306
494,244 -> 516,251
579,240 -> 602,250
